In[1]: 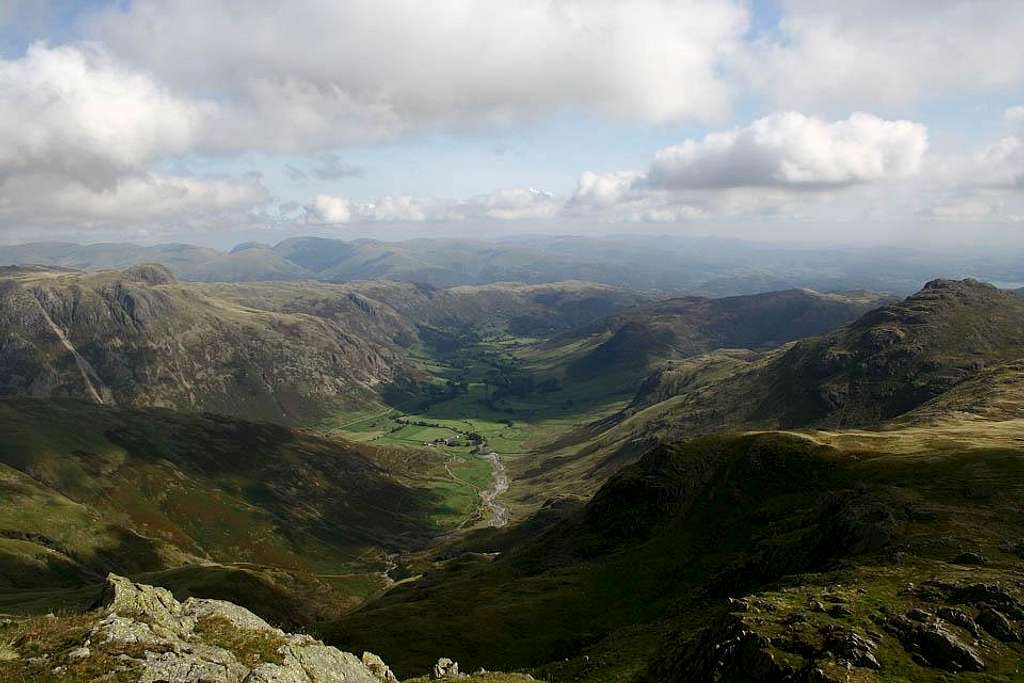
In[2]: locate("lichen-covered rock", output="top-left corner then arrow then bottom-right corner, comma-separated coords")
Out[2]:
183,597 -> 283,635
823,628 -> 880,670
936,607 -> 980,637
247,645 -> 380,683
138,647 -> 248,683
91,613 -> 169,646
94,572 -> 194,635
89,575 -> 391,683
363,651 -> 399,682
432,656 -> 461,679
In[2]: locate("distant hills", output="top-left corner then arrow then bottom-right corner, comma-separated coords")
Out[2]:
5,234 -> 1024,295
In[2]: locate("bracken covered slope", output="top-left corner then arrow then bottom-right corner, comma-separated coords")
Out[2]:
0,397 -> 456,624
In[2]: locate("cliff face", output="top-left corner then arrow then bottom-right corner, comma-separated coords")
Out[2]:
0,267 -> 409,424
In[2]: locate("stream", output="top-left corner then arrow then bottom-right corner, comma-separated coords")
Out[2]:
479,451 -> 509,527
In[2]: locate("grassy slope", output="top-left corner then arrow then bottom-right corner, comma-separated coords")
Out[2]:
520,279 -> 1024,500
324,429 -> 1024,680
0,397 -> 487,624
554,288 -> 892,383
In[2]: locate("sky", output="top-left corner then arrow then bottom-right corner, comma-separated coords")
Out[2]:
0,0 -> 1022,248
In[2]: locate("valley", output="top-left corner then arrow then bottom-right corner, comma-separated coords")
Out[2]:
1,263 -> 1023,682
3,5 -> 1021,681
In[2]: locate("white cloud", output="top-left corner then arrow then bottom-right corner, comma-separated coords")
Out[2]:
309,194 -> 353,224
0,42 -> 265,238
744,1 -> 1024,110
921,196 -> 1002,222
0,42 -> 202,187
309,194 -> 446,224
0,172 -> 268,233
646,112 -> 927,189
973,137 -> 1024,190
50,175 -> 268,219
933,136 -> 1024,192
358,195 -> 430,223
465,188 -> 561,221
307,187 -> 562,225
570,171 -> 646,211
85,0 -> 749,151
1006,106 -> 1024,124
311,154 -> 362,181
567,113 -> 927,224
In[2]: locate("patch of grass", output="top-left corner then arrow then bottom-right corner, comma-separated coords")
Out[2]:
194,615 -> 288,668
0,611 -> 153,683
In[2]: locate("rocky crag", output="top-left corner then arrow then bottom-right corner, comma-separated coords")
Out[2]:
0,574 -> 532,682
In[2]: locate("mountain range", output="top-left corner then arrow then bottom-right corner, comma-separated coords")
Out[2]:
6,235 -> 1024,296
1,265 -> 1023,682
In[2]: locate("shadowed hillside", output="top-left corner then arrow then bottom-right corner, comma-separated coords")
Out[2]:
557,288 -> 892,381
0,397 -> 473,625
615,279 -> 1024,435
0,266 -> 408,423
326,429 -> 1024,681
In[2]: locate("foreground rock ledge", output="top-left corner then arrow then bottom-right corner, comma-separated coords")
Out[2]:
91,573 -> 397,683
0,574 -> 535,682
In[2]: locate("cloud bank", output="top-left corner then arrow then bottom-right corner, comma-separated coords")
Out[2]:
86,0 -> 749,150
645,112 -> 927,190
1,1 -> 1023,242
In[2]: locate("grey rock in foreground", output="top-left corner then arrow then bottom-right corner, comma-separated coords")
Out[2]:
91,573 -> 391,683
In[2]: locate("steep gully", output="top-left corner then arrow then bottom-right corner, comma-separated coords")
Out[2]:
36,302 -> 108,405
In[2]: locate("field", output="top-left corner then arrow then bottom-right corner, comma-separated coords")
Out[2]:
316,331 -> 637,526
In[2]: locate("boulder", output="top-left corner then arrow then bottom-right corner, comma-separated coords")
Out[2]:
887,613 -> 985,672
976,608 -> 1019,642
93,572 -> 193,635
247,645 -> 380,683
954,551 -> 989,566
183,597 -> 283,635
432,657 -> 461,679
915,623 -> 984,672
823,629 -> 880,670
362,651 -> 399,682
936,607 -> 980,637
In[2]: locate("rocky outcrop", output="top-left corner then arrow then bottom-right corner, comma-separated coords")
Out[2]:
431,657 -> 461,679
650,577 -> 1024,682
362,652 -> 399,682
87,574 -> 393,683
885,611 -> 985,672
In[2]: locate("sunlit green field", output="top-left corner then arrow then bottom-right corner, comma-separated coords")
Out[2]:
314,330 -> 638,526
